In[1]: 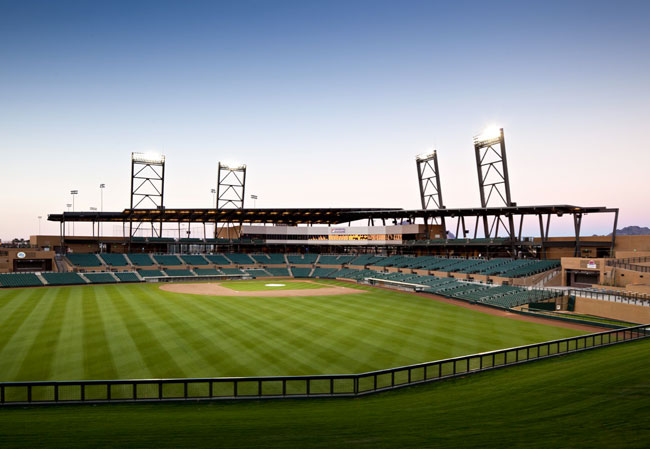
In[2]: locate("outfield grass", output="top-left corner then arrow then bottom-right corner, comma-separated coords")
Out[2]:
0,280 -> 584,381
219,279 -> 325,291
0,339 -> 648,448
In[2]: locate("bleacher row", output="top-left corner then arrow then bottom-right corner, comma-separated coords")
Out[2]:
65,253 -> 559,279
296,268 -> 561,309
0,262 -> 561,310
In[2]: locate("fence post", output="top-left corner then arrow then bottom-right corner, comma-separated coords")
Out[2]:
54,384 -> 59,402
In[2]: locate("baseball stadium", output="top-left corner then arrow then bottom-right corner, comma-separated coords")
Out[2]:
1,126 -> 650,448
2,2 -> 650,448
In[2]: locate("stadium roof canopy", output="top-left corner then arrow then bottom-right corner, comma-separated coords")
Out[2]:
48,205 -> 617,226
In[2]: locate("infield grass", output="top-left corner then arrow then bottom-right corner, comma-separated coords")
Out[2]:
0,280 -> 585,381
0,339 -> 648,448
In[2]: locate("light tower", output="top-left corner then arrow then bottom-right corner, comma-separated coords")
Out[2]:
130,152 -> 165,238
473,126 -> 516,241
416,150 -> 446,236
215,162 -> 247,240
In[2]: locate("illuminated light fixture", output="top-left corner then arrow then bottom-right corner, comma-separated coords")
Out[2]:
416,150 -> 436,161
132,152 -> 165,164
473,125 -> 502,146
220,161 -> 246,171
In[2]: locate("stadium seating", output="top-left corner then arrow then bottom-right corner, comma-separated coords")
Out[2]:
179,255 -> 209,265
194,268 -> 223,276
287,254 -> 318,265
164,269 -> 195,277
152,255 -> 183,265
310,267 -> 338,278
227,253 -> 256,265
348,254 -> 385,266
266,267 -> 290,277
99,253 -> 129,266
0,273 -> 43,288
204,254 -> 233,265
252,253 -> 286,265
115,272 -> 141,282
127,254 -> 155,266
137,269 -> 165,277
290,267 -> 312,278
84,272 -> 118,284
245,269 -> 271,278
221,267 -> 246,275
41,272 -> 86,285
66,253 -> 103,267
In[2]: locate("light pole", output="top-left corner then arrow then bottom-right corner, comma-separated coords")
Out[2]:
100,184 -> 105,238
251,194 -> 258,208
70,190 -> 78,236
38,216 -> 42,234
66,204 -> 72,235
90,207 -> 97,238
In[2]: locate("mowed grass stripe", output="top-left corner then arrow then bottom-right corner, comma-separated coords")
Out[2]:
51,288 -> 85,380
208,296 -> 368,375
94,285 -> 152,380
0,288 -> 51,354
155,292 -> 324,376
109,286 -> 188,379
81,286 -> 119,380
0,282 -> 584,381
13,287 -> 71,381
132,287 -> 255,377
0,288 -> 63,380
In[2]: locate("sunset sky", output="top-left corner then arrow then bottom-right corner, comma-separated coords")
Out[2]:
1,0 -> 649,240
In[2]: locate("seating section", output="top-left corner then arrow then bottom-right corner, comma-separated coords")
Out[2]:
99,253 -> 129,266
67,254 -> 103,267
137,269 -> 165,277
291,267 -> 312,278
204,254 -> 233,265
164,269 -> 195,277
180,255 -> 209,265
127,254 -> 155,266
152,255 -> 183,266
252,254 -> 286,264
0,273 -> 43,288
287,254 -> 318,265
222,267 -> 246,275
245,269 -> 271,278
194,268 -> 223,276
84,273 -> 117,284
227,253 -> 256,265
349,255 -> 385,266
41,272 -> 86,285
266,267 -> 290,277
115,272 -> 141,282
310,267 -> 338,278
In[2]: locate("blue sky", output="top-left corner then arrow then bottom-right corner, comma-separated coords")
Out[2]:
1,0 -> 649,240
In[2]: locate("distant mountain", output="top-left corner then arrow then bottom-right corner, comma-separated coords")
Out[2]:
609,226 -> 650,236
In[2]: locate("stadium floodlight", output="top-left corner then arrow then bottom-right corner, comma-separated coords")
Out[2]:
473,125 -> 502,147
416,150 -> 436,162
132,152 -> 165,164
90,207 -> 97,211
220,161 -> 246,171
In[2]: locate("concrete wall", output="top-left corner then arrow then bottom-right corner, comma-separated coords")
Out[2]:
574,296 -> 650,324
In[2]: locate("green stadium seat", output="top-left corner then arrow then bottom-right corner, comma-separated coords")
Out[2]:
84,273 -> 117,284
41,272 -> 86,285
0,273 -> 44,288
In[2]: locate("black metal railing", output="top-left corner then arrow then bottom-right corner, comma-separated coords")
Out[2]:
1,324 -> 648,406
568,288 -> 650,306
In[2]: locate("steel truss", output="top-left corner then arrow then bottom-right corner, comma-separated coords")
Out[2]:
130,152 -> 165,239
416,151 -> 446,235
215,162 -> 247,240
